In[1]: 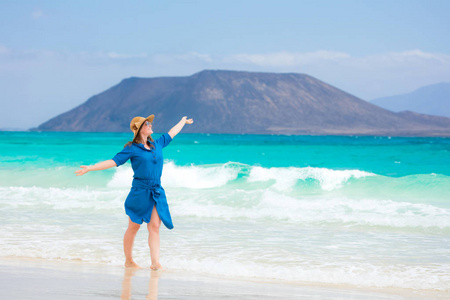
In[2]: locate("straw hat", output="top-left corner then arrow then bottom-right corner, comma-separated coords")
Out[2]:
130,114 -> 154,138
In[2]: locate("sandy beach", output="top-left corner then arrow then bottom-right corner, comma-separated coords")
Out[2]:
0,257 -> 446,300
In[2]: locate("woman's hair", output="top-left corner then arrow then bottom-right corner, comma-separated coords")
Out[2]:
124,124 -> 155,148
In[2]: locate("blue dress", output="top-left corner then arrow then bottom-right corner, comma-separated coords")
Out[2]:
112,133 -> 173,229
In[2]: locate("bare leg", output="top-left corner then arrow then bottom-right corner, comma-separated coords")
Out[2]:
147,206 -> 162,270
124,218 -> 141,268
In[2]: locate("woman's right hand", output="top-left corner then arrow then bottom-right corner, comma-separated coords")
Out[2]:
182,116 -> 194,124
75,165 -> 90,176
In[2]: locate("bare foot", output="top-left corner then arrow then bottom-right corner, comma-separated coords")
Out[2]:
124,260 -> 141,269
150,262 -> 163,271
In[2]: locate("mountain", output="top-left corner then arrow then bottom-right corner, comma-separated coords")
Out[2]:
371,82 -> 450,118
35,70 -> 450,136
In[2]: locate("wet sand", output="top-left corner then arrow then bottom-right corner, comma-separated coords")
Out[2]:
0,257 -> 446,300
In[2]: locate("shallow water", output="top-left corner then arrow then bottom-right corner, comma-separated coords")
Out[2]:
0,132 -> 449,291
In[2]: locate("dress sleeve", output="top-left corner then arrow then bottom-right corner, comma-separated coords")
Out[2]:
155,133 -> 173,148
112,145 -> 133,167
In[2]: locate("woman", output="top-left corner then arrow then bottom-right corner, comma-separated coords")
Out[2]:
75,115 -> 193,269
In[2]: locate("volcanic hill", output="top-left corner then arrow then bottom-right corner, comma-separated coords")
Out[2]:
36,70 -> 450,136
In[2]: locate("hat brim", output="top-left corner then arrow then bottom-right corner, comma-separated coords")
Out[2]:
133,114 -> 155,138
145,114 -> 155,124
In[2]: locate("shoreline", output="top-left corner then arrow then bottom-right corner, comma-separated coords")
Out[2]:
0,257 -> 447,299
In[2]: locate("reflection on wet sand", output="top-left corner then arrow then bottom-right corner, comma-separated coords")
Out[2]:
121,268 -> 160,300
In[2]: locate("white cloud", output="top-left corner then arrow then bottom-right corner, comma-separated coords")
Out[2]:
31,9 -> 44,19
351,50 -> 450,69
225,51 -> 351,66
391,50 -> 449,61
217,50 -> 450,70
13,48 -> 447,70
152,52 -> 213,64
106,52 -> 148,59
0,45 -> 11,55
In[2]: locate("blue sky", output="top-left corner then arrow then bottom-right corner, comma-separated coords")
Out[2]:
1,0 -> 449,129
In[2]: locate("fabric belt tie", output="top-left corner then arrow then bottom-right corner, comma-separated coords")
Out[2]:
132,178 -> 162,204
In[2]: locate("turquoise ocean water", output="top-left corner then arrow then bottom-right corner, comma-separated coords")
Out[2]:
0,131 -> 449,291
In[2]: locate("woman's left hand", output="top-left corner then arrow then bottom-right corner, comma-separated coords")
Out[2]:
75,165 -> 90,176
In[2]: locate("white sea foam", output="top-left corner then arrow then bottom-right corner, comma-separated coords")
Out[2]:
107,161 -> 240,189
4,230 -> 447,291
248,166 -> 374,191
169,189 -> 450,230
2,236 -> 447,291
1,185 -> 449,291
0,186 -> 127,212
107,167 -> 133,188
162,161 -> 240,188
1,184 -> 449,230
107,162 -> 375,191
163,257 -> 450,291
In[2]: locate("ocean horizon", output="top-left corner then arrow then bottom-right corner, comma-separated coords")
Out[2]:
0,131 -> 449,292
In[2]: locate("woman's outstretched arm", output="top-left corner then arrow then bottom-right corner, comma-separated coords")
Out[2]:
168,116 -> 194,139
75,159 -> 117,176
